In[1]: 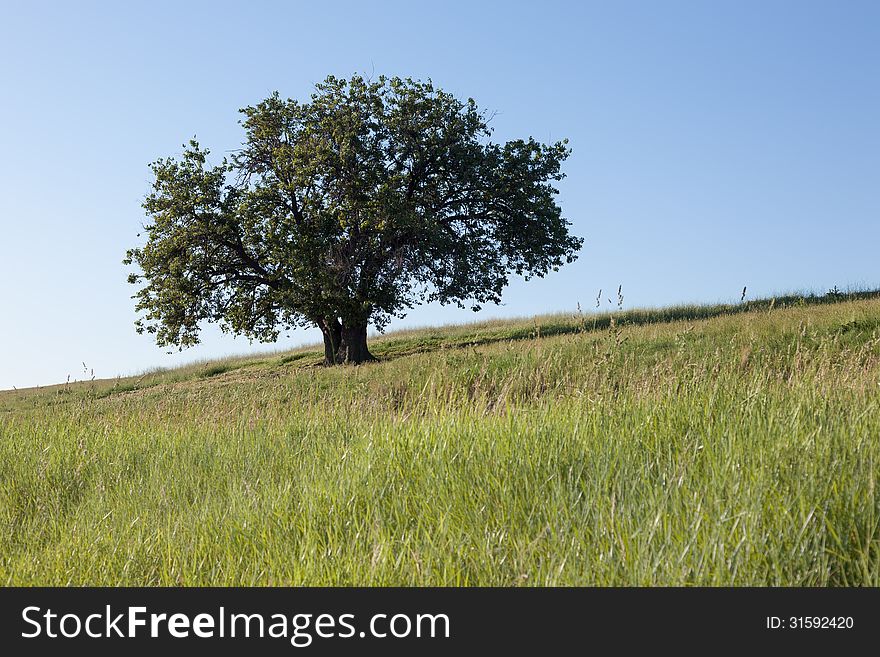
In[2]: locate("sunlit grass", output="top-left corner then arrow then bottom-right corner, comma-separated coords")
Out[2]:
1,291 -> 878,585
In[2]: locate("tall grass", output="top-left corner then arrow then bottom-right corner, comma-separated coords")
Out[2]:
0,294 -> 878,585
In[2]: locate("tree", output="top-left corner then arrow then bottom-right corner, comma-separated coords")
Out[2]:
125,75 -> 583,364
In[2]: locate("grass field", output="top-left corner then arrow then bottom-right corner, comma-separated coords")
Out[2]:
1,290 -> 879,585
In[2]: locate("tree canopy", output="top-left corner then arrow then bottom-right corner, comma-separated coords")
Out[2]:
125,74 -> 583,364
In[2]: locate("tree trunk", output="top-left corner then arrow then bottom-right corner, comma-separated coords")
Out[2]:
336,319 -> 375,364
319,317 -> 342,366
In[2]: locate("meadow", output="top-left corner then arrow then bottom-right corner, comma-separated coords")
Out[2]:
1,290 -> 879,585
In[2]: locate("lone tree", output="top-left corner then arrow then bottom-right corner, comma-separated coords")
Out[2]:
125,75 -> 582,364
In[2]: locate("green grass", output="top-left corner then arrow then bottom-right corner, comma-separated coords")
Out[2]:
1,290 -> 879,585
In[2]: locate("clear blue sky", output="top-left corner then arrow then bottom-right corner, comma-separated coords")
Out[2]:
1,0 -> 878,390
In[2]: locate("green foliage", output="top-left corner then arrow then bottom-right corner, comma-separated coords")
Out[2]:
125,75 -> 582,361
2,294 -> 879,585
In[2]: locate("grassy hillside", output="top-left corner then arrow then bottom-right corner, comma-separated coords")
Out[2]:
1,290 -> 879,585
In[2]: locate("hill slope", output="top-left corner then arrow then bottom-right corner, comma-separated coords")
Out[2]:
1,292 -> 879,585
